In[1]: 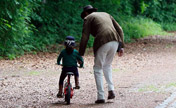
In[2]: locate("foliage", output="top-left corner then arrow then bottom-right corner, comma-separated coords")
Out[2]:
142,0 -> 176,23
30,0 -> 90,50
121,16 -> 168,42
0,0 -> 176,58
0,0 -> 40,58
161,23 -> 176,31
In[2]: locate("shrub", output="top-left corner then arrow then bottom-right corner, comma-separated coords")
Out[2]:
121,16 -> 168,42
161,22 -> 176,31
0,0 -> 176,58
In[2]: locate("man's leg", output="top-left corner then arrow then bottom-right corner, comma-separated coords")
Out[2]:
94,43 -> 109,101
102,41 -> 118,99
103,41 -> 119,92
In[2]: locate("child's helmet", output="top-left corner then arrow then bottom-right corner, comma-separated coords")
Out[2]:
64,36 -> 75,46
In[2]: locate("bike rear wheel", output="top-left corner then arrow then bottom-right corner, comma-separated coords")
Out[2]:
65,85 -> 71,105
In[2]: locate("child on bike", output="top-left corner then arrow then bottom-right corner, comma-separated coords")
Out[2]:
56,36 -> 84,98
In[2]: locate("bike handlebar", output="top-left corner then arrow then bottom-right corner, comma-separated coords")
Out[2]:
56,63 -> 84,68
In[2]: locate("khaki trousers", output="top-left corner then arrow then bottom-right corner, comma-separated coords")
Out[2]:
93,41 -> 119,100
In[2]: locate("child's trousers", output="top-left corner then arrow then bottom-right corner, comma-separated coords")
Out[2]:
93,41 -> 119,100
59,67 -> 78,85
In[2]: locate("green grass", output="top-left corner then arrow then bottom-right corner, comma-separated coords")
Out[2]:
0,56 -> 3,60
28,71 -> 40,75
161,22 -> 176,31
138,85 -> 159,92
165,83 -> 176,88
121,17 -> 169,42
138,82 -> 176,92
112,68 -> 120,72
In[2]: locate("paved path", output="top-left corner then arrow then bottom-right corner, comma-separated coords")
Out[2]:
155,90 -> 176,108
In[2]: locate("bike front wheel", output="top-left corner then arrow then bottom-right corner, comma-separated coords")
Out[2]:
65,85 -> 71,105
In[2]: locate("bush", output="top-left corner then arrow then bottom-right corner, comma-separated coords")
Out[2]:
30,0 -> 90,50
0,0 -> 36,57
0,0 -> 176,58
121,16 -> 168,42
142,0 -> 176,23
161,22 -> 176,31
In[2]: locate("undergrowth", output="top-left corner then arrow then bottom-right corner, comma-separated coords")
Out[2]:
121,17 -> 168,42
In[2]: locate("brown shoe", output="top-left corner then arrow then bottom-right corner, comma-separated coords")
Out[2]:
56,92 -> 63,98
95,99 -> 105,104
75,76 -> 80,89
73,86 -> 80,89
57,85 -> 63,98
108,90 -> 115,99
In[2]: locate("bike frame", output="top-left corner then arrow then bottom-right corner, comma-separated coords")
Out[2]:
64,72 -> 74,104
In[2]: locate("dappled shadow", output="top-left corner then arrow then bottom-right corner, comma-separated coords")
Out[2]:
84,101 -> 114,108
50,100 -> 67,106
49,100 -> 115,108
1,34 -> 176,108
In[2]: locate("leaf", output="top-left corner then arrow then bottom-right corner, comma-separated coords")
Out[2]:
5,23 -> 11,28
7,54 -> 16,60
6,9 -> 12,19
14,0 -> 20,5
0,18 -> 9,23
140,1 -> 148,14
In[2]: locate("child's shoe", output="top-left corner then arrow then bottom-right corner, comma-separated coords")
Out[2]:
74,77 -> 80,89
57,92 -> 63,98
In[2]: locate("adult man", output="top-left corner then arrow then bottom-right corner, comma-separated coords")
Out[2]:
79,5 -> 124,103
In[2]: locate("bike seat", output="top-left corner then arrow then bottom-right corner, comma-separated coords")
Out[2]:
66,72 -> 74,75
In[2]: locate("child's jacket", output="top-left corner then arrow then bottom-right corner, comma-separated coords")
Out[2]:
57,49 -> 84,67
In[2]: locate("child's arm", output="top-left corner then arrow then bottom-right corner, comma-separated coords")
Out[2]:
57,51 -> 63,65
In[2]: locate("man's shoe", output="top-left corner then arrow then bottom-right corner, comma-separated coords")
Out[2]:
95,99 -> 105,104
108,90 -> 115,99
73,86 -> 80,89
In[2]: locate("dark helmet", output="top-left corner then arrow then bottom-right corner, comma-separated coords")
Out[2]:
64,36 -> 75,46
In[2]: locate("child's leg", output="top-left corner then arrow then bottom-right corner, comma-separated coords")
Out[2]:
75,76 -> 79,87
57,71 -> 67,97
74,68 -> 80,89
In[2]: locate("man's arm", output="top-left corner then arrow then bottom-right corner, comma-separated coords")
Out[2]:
79,18 -> 91,56
77,54 -> 84,68
111,16 -> 125,48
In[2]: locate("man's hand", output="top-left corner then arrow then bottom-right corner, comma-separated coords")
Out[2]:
118,48 -> 124,57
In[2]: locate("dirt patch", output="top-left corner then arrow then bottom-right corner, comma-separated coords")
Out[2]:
0,34 -> 176,108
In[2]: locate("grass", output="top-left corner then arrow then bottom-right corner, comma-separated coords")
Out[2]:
28,71 -> 40,76
161,22 -> 176,31
138,82 -> 176,92
165,83 -> 176,88
138,85 -> 160,92
121,17 -> 169,42
0,56 -> 3,60
112,68 -> 120,72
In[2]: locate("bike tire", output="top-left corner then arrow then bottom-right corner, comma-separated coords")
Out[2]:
65,85 -> 71,105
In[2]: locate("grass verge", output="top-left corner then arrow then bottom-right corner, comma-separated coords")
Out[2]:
120,16 -> 169,42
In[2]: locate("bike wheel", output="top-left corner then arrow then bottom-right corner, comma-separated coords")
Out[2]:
65,85 -> 71,105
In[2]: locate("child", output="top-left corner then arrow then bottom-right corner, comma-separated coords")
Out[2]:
57,36 -> 84,98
